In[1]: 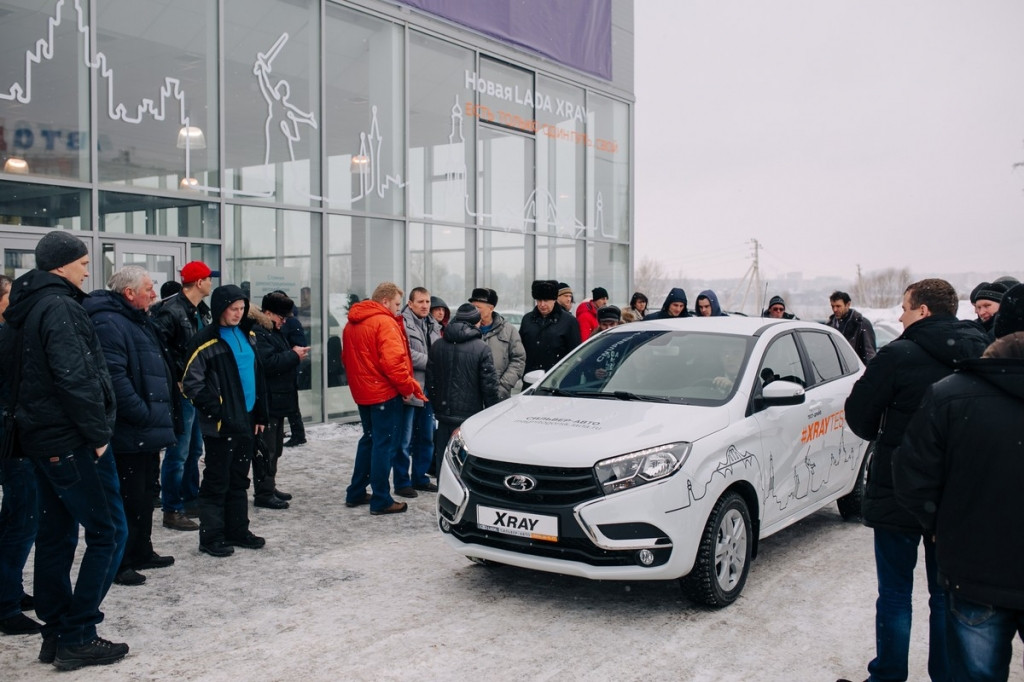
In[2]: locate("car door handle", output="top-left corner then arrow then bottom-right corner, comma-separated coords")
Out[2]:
806,401 -> 822,417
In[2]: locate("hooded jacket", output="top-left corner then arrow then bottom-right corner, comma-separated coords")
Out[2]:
182,285 -> 268,437
644,288 -> 690,320
696,289 -> 727,317
480,312 -> 526,400
576,300 -> 601,341
519,304 -> 581,375
844,315 -> 988,531
342,299 -> 426,406
895,358 -> 1024,609
0,270 -> 115,455
251,308 -> 301,418
427,318 -> 500,424
83,289 -> 176,454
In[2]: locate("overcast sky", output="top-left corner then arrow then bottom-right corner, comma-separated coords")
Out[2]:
633,0 -> 1024,282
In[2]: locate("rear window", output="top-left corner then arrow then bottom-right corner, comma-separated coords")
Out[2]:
799,331 -> 845,385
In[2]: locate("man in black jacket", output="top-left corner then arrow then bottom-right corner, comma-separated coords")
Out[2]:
153,260 -> 216,531
895,333 -> 1024,681
84,266 -> 177,587
0,231 -> 128,670
519,280 -> 581,384
182,285 -> 269,558
844,278 -> 988,682
828,291 -> 877,363
427,303 -> 499,474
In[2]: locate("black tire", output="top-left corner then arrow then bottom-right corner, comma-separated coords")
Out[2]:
837,442 -> 871,521
680,492 -> 752,608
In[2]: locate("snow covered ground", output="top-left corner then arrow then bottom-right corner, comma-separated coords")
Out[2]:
3,422 -> 1021,681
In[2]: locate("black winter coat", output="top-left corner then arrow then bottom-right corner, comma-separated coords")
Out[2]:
427,319 -> 499,425
828,308 -> 877,363
83,290 -> 176,454
895,358 -> 1024,609
182,286 -> 268,438
519,306 -> 581,375
0,270 -> 116,455
844,315 -> 988,531
152,291 -> 212,379
252,310 -> 300,418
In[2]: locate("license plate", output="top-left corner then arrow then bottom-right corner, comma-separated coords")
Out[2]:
476,504 -> 558,542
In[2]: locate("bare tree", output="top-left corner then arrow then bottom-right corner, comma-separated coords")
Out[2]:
852,267 -> 912,308
633,256 -> 666,300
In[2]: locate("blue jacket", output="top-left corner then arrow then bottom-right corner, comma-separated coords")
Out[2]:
84,290 -> 176,454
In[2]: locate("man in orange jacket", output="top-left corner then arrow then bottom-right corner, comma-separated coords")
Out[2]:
342,282 -> 427,515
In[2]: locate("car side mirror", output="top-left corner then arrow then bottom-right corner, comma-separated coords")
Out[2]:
760,380 -> 805,406
523,369 -> 547,388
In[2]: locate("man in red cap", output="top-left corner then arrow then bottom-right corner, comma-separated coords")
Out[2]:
152,261 -> 218,531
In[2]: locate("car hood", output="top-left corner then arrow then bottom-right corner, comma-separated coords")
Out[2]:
458,395 -> 732,468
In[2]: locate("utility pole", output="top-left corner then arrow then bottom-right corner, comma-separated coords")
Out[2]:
734,238 -> 762,315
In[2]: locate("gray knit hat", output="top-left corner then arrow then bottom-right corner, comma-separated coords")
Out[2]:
35,230 -> 88,271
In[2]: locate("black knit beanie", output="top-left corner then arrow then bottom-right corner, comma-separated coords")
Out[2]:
35,230 -> 88,271
454,302 -> 481,324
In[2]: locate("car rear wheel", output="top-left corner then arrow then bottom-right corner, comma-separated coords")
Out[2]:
680,492 -> 752,608
837,443 -> 871,521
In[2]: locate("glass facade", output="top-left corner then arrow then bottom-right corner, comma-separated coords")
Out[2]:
0,0 -> 633,422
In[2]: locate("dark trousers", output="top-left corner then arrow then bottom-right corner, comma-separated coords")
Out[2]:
287,411 -> 305,441
252,417 -> 283,502
113,449 -> 158,571
346,395 -> 402,512
198,433 -> 253,546
0,457 -> 38,620
946,592 -> 1024,682
33,445 -> 127,646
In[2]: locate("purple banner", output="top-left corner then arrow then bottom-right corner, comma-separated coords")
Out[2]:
397,0 -> 612,80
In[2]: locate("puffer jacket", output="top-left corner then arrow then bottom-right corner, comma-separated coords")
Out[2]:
182,286 -> 268,437
402,305 -> 441,406
576,300 -> 600,341
480,312 -> 526,400
0,270 -> 115,455
895,357 -> 1024,609
519,305 -> 581,375
83,290 -> 176,453
644,288 -> 690,320
251,309 -> 300,418
342,300 -> 426,406
152,291 -> 212,378
427,319 -> 499,425
845,315 -> 988,531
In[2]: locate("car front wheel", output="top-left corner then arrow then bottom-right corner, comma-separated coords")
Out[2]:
680,491 -> 752,608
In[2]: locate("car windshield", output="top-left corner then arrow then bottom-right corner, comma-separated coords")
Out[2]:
535,329 -> 751,405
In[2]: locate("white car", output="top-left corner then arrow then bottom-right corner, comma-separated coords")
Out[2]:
436,317 -> 869,607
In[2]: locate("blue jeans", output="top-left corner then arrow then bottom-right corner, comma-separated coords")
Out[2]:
346,396 -> 402,512
868,528 -> 951,682
32,445 -> 127,646
0,457 -> 38,620
946,592 -> 1024,681
393,402 -> 435,489
162,398 -> 202,512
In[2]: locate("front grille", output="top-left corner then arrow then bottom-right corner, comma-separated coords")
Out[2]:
461,455 -> 602,506
451,525 -> 639,566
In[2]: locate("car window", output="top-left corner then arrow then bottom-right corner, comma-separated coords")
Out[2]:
799,331 -> 845,386
757,333 -> 805,389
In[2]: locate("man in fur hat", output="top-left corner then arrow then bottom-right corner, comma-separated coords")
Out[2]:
519,280 -> 581,385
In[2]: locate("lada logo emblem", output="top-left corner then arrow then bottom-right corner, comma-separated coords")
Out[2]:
504,474 -> 537,492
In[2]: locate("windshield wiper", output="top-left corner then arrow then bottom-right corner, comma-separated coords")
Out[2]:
566,390 -> 670,403
532,385 -> 575,397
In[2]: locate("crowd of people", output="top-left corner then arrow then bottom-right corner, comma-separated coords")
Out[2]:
1,231 -> 1022,676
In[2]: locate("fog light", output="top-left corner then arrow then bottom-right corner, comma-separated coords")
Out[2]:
439,518 -> 451,533
637,549 -> 655,566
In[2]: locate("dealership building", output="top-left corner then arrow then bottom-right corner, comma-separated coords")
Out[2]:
0,0 -> 635,421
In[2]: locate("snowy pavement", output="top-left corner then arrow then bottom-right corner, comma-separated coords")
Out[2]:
3,422 -> 1021,681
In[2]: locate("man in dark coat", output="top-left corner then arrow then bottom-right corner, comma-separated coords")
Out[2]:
84,266 -> 177,587
828,290 -> 877,363
427,303 -> 499,474
0,231 -> 128,669
844,278 -> 988,682
251,292 -> 308,509
894,333 -> 1024,681
182,285 -> 269,557
519,280 -> 581,384
644,287 -> 689,320
969,280 -> 1008,337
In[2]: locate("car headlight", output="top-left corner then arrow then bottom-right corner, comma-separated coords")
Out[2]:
594,442 -> 691,495
444,429 -> 467,473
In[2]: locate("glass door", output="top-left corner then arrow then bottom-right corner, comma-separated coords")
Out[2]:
1,235 -> 40,279
105,240 -> 187,295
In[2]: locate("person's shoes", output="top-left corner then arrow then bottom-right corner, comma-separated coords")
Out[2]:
114,568 -> 147,586
224,532 -> 266,549
39,634 -> 57,663
53,636 -> 129,670
273,489 -> 292,501
371,501 -> 408,515
394,486 -> 418,498
254,496 -> 289,510
20,593 -> 34,611
413,482 -> 438,493
283,437 -> 307,447
0,612 -> 42,635
199,541 -> 235,557
135,552 -> 175,570
345,493 -> 372,508
163,511 -> 199,531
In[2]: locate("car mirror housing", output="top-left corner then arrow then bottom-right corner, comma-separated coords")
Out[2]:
761,380 -> 805,406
